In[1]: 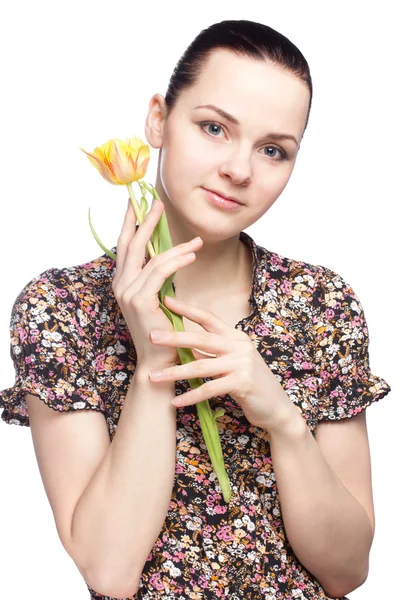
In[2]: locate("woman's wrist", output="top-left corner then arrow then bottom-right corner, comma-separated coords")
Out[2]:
134,362 -> 176,389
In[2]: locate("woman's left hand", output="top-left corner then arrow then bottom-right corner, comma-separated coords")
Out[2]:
148,295 -> 300,432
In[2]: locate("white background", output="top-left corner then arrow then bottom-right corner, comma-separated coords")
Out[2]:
0,1 -> 398,598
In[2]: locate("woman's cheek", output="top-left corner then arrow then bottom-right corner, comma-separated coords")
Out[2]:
159,147 -> 190,201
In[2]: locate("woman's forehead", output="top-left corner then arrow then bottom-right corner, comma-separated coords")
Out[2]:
180,51 -> 309,132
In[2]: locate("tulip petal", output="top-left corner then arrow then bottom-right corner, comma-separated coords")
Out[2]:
80,148 -> 119,184
137,156 -> 150,180
133,144 -> 151,181
112,139 -> 150,183
110,140 -> 136,184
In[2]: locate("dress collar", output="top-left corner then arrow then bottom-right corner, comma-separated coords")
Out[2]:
239,229 -> 265,315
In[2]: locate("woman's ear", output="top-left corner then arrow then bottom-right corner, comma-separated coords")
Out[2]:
145,93 -> 167,149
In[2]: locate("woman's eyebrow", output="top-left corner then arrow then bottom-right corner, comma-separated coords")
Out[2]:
193,103 -> 299,147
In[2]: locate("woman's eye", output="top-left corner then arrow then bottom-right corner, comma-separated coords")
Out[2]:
263,146 -> 286,161
201,122 -> 223,136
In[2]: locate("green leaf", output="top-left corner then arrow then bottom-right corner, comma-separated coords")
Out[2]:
213,409 -> 226,420
88,207 -> 116,260
139,195 -> 148,219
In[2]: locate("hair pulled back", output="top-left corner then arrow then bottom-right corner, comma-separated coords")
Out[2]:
164,19 -> 313,133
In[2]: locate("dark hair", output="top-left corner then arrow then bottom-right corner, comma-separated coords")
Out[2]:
164,19 -> 313,135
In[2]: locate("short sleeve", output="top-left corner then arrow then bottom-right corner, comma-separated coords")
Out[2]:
312,265 -> 391,422
0,268 -> 106,426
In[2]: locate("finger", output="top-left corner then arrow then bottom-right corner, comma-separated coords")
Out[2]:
149,357 -> 230,382
120,203 -> 202,295
114,199 -> 137,288
125,249 -> 197,302
120,199 -> 164,284
172,374 -> 235,408
162,296 -> 240,337
150,329 -> 233,356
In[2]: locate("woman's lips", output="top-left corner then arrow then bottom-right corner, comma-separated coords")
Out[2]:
204,188 -> 241,204
203,188 -> 243,210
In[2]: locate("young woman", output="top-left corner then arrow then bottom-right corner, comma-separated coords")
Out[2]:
0,19 -> 391,600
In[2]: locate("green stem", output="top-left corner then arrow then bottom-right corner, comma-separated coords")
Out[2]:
126,182 -> 157,259
132,179 -> 231,502
196,400 -> 231,502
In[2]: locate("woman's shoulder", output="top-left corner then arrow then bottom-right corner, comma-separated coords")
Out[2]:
243,230 -> 338,291
50,246 -> 117,295
8,248 -> 119,351
14,247 -> 117,308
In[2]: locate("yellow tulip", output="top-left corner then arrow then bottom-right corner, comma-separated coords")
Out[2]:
80,136 -> 150,185
82,135 -> 232,503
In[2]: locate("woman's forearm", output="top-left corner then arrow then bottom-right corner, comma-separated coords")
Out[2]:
71,365 -> 177,598
268,409 -> 373,599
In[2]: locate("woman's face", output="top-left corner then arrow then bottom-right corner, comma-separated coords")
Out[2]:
146,49 -> 310,241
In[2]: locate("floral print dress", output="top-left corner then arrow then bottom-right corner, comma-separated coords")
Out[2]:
0,229 -> 391,600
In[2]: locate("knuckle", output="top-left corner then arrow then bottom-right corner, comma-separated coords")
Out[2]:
165,260 -> 178,275
150,253 -> 162,266
130,293 -> 142,308
200,308 -> 212,323
117,236 -> 130,250
243,358 -> 253,376
242,353 -> 253,370
120,291 -> 135,307
242,337 -> 255,353
119,290 -> 129,305
243,375 -> 253,394
153,261 -> 167,276
246,341 -> 255,355
127,236 -> 136,250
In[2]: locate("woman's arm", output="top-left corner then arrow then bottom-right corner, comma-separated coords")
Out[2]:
71,365 -> 177,598
268,408 -> 373,599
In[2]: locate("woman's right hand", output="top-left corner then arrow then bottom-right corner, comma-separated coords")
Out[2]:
112,198 -> 203,369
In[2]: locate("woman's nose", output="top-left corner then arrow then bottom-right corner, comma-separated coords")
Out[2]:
218,151 -> 253,185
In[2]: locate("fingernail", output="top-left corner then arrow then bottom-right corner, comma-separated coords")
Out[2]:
149,370 -> 163,379
150,331 -> 164,341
